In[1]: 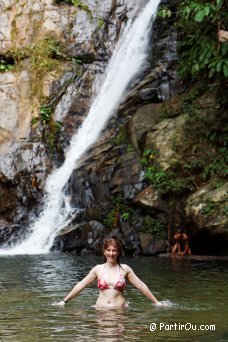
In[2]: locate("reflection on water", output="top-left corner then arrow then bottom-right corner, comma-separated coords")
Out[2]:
94,309 -> 128,341
0,254 -> 227,341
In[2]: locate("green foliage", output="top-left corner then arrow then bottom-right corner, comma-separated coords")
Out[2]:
177,0 -> 228,80
127,144 -> 134,153
57,0 -> 92,17
202,202 -> 216,216
121,212 -> 130,221
31,104 -> 63,156
72,57 -> 82,65
45,120 -> 63,157
141,147 -> 192,195
9,36 -> 64,71
0,59 -> 14,72
159,1 -> 228,80
28,37 -> 64,76
201,158 -> 227,181
222,205 -> 228,216
103,194 -> 133,228
71,0 -> 92,17
181,1 -> 223,23
0,190 -> 3,202
31,117 -> 39,126
205,127 -> 228,147
112,194 -> 133,218
212,181 -> 224,190
143,165 -> 192,195
114,127 -> 127,145
8,36 -> 65,100
103,209 -> 116,228
157,6 -> 172,19
175,140 -> 227,186
141,148 -> 158,166
98,18 -> 105,30
31,105 -> 52,125
180,99 -> 228,183
140,216 -> 167,238
39,106 -> 52,123
54,121 -> 63,133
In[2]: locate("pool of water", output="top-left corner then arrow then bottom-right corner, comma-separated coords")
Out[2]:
0,254 -> 227,341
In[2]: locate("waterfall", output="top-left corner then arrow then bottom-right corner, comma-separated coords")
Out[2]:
0,0 -> 161,255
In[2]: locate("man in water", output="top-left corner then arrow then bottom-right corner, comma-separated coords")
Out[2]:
172,227 -> 191,256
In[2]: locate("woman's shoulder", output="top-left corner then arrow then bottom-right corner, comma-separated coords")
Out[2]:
91,263 -> 104,274
120,263 -> 132,273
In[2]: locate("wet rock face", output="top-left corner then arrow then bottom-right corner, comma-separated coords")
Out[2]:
0,219 -> 22,248
0,0 -> 77,52
150,15 -> 180,99
1,0 -> 226,255
0,173 -> 18,220
4,1 -> 226,256
0,0 -> 182,254
52,0 -> 149,143
0,0 -> 147,238
0,71 -> 32,144
52,220 -> 109,254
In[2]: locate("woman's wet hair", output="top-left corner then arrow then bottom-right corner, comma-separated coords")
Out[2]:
102,236 -> 122,264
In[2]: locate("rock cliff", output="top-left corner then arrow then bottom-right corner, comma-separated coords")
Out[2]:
0,0 -> 227,255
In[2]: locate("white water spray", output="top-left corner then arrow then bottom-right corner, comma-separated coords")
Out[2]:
0,0 -> 160,255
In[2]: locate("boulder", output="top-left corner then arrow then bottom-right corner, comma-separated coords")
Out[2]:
139,233 -> 168,255
145,114 -> 188,170
129,103 -> 163,151
132,185 -> 168,213
53,221 -> 108,253
185,182 -> 228,235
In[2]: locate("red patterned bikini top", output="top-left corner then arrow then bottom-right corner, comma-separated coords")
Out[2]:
97,265 -> 126,291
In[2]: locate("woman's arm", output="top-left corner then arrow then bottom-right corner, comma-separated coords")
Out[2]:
58,266 -> 98,305
125,265 -> 161,305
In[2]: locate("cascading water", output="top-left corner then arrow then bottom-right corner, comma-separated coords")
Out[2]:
0,0 -> 161,255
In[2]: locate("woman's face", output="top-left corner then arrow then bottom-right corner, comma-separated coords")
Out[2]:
104,244 -> 119,262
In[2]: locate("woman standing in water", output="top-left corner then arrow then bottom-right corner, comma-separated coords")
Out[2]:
58,237 -> 163,309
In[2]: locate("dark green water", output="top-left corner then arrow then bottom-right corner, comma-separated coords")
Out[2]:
0,254 -> 227,342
